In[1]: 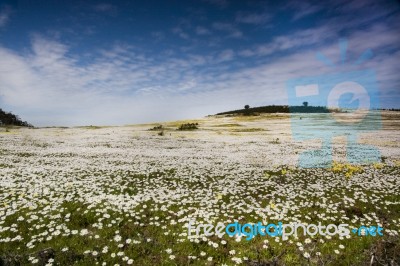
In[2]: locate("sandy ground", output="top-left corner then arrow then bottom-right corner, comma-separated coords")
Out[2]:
2,111 -> 398,167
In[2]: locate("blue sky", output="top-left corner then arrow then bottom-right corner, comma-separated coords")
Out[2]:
0,0 -> 399,126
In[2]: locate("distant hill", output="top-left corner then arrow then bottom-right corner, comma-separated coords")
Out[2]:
216,105 -> 329,115
0,108 -> 32,127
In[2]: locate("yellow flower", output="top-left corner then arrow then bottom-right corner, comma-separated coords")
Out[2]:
281,169 -> 287,175
373,163 -> 384,169
216,194 -> 223,200
270,202 -> 276,209
332,162 -> 343,173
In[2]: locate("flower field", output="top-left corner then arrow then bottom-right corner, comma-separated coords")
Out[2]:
0,113 -> 399,265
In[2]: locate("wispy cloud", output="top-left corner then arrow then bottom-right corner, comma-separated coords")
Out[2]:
151,31 -> 165,40
0,5 -> 12,28
212,22 -> 243,38
288,2 -> 323,21
238,24 -> 337,57
195,26 -> 211,35
93,3 -> 117,15
172,26 -> 190,40
202,0 -> 229,8
217,49 -> 234,62
236,12 -> 270,25
0,0 -> 399,126
1,18 -> 399,126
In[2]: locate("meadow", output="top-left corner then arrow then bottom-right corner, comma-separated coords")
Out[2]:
0,112 -> 399,265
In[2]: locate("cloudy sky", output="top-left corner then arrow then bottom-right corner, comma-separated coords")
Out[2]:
0,0 -> 399,126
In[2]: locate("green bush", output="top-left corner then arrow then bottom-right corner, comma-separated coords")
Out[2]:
149,125 -> 163,131
177,123 -> 198,130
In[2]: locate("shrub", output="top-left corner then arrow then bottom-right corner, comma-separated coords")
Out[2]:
149,125 -> 163,131
270,138 -> 280,144
178,123 -> 198,130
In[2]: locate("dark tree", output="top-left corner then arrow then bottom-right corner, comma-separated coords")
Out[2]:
0,108 -> 32,127
216,105 -> 329,115
244,105 -> 250,109
303,101 -> 308,107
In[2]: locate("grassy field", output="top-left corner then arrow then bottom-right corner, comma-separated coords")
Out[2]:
0,113 -> 399,265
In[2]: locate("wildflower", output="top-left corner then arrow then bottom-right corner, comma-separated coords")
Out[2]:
231,257 -> 242,264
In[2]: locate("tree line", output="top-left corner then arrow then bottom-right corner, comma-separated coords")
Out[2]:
217,104 -> 329,115
0,108 -> 32,127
